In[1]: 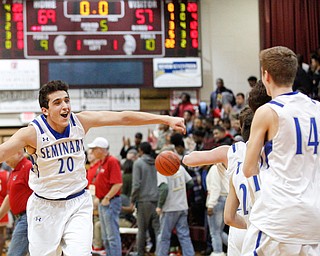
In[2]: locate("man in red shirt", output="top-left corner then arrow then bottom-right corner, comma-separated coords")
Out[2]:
172,92 -> 195,117
0,148 -> 33,255
88,137 -> 123,256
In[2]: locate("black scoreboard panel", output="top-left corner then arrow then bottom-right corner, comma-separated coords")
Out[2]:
0,0 -> 200,88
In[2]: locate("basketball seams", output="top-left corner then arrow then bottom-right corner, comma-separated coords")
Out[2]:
157,155 -> 170,176
155,151 -> 180,176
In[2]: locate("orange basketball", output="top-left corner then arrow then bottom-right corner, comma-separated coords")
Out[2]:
155,151 -> 180,176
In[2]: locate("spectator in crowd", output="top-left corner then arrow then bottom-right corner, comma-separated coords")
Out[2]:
307,53 -> 320,99
88,137 -> 123,256
210,78 -> 235,114
0,149 -> 33,256
247,76 -> 258,88
206,163 -> 229,256
232,93 -> 246,116
119,194 -> 136,228
120,132 -> 143,159
192,129 -> 206,151
172,93 -> 195,118
121,159 -> 134,199
148,123 -> 173,154
131,142 -> 160,256
293,54 -> 313,96
212,126 -> 234,147
191,116 -> 204,133
198,101 -> 209,118
170,133 -> 189,158
156,151 -> 195,256
183,110 -> 195,136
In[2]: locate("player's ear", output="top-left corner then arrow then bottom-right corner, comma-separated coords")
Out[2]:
41,107 -> 49,116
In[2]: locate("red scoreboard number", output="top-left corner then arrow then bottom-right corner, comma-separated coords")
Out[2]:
37,9 -> 56,24
164,0 -> 199,57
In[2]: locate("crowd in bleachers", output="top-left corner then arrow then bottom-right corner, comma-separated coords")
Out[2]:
86,45 -> 320,255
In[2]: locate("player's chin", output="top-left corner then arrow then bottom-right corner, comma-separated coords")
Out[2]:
59,116 -> 70,125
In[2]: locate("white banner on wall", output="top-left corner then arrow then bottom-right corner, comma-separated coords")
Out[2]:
0,59 -> 40,90
0,88 -> 141,113
111,88 -> 140,111
153,57 -> 202,88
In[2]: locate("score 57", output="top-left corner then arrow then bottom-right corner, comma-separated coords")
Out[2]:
38,9 -> 56,24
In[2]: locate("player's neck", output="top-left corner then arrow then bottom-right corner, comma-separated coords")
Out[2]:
270,85 -> 293,99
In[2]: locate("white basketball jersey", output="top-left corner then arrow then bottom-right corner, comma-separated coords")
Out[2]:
29,113 -> 88,199
227,142 -> 261,226
250,91 -> 320,243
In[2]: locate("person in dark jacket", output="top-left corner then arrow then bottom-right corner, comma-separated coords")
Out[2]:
131,142 -> 160,256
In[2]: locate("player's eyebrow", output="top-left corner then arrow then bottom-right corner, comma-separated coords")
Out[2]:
51,96 -> 70,104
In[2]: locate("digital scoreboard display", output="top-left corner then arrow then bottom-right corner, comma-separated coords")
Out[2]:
0,0 -> 200,87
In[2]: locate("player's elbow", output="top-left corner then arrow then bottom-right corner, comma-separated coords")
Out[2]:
243,165 -> 257,178
182,155 -> 192,166
243,170 -> 252,178
224,212 -> 234,227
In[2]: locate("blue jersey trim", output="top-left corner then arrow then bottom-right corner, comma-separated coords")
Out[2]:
280,91 -> 298,96
253,175 -> 261,191
32,119 -> 44,134
35,189 -> 85,201
264,140 -> 272,168
232,143 -> 236,153
70,113 -> 77,126
254,230 -> 263,256
41,115 -> 71,140
269,100 -> 284,108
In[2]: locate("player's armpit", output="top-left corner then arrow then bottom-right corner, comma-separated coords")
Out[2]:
0,126 -> 36,163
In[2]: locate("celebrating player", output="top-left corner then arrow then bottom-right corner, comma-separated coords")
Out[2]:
242,46 -> 320,255
0,80 -> 185,255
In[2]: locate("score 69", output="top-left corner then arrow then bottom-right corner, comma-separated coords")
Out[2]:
38,9 -> 56,24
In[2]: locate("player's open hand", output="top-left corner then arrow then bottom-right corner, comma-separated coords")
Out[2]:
168,116 -> 186,134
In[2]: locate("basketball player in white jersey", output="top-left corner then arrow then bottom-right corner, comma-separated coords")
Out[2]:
183,108 -> 259,256
183,82 -> 271,255
243,46 -> 320,255
0,80 -> 185,256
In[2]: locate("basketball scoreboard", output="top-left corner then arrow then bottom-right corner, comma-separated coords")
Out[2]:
0,0 -> 200,88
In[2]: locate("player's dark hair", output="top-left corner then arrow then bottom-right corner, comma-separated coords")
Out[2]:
39,80 -> 69,109
239,107 -> 254,142
248,80 -> 272,112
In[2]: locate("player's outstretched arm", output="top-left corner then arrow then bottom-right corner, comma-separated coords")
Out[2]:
77,111 -> 186,134
224,177 -> 247,229
182,145 -> 230,167
0,126 -> 36,163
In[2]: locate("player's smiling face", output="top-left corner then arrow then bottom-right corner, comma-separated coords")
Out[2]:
42,90 -> 71,132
